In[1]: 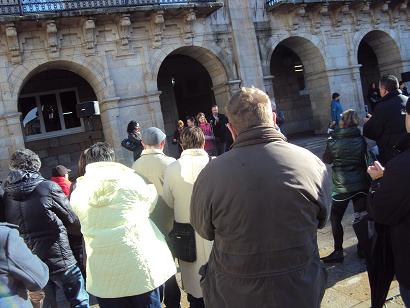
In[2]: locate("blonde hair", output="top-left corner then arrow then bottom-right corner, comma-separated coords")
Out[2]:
177,120 -> 184,128
226,87 -> 273,133
339,109 -> 359,128
196,112 -> 208,124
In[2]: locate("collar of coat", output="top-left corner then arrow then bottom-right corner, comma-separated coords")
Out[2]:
232,126 -> 287,148
380,89 -> 402,102
140,149 -> 165,156
181,148 -> 208,157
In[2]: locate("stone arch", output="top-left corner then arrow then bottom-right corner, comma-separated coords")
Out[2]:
155,44 -> 232,149
355,29 -> 403,76
269,36 -> 331,133
9,58 -> 115,111
262,33 -> 327,75
356,30 -> 403,108
151,44 -> 232,90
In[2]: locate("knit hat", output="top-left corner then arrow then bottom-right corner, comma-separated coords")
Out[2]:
52,165 -> 71,177
141,127 -> 166,146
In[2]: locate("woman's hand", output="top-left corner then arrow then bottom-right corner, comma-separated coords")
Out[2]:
367,161 -> 385,180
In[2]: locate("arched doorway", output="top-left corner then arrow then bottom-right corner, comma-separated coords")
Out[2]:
270,37 -> 331,134
18,69 -> 105,178
358,30 -> 403,106
157,46 -> 229,156
158,54 -> 216,136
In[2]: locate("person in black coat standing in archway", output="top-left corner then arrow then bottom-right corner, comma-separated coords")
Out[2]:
208,104 -> 229,155
363,75 -> 407,165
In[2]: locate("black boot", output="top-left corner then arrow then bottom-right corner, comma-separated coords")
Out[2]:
321,250 -> 344,264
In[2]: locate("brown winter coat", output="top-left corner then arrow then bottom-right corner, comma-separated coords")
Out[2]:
190,126 -> 330,308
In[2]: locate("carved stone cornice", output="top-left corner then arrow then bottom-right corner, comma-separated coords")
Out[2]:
83,18 -> 96,53
119,14 -> 131,46
183,9 -> 196,44
152,10 -> 164,49
5,23 -> 21,64
46,20 -> 59,57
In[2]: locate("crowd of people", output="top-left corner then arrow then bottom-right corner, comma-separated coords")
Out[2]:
0,79 -> 409,308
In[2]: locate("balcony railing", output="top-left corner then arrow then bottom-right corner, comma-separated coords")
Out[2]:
0,0 -> 220,16
266,0 -> 354,8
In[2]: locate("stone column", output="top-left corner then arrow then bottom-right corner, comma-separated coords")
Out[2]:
211,79 -> 241,113
145,91 -> 166,132
326,65 -> 366,116
225,0 -> 265,90
263,75 -> 276,107
99,97 -> 126,163
0,112 -> 25,180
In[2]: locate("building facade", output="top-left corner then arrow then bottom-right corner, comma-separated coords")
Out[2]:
0,0 -> 409,179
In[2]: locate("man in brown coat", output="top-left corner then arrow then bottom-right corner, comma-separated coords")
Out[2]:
190,87 -> 330,308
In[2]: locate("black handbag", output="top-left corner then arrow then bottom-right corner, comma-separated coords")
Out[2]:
168,222 -> 197,262
121,138 -> 140,152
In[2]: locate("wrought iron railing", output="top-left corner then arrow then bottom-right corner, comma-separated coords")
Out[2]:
266,0 -> 350,7
0,0 -> 218,16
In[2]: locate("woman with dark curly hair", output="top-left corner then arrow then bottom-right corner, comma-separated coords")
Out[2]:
121,120 -> 143,161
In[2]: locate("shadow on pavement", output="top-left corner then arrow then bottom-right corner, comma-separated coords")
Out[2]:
324,243 -> 367,289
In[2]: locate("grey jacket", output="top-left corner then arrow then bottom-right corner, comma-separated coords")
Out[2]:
0,223 -> 49,308
190,126 -> 330,308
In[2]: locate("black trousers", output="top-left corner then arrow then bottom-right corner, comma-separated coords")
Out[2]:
214,139 -> 226,156
96,287 -> 161,308
187,294 -> 205,308
330,193 -> 367,251
160,275 -> 181,308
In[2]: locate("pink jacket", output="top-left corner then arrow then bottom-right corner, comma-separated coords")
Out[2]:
199,123 -> 215,153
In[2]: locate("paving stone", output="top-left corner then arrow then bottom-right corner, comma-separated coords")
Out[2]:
321,287 -> 362,308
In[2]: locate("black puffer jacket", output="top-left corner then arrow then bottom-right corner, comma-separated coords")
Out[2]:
323,127 -> 370,195
2,170 -> 80,274
363,89 -> 407,164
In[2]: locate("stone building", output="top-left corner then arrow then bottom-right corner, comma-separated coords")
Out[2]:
0,0 -> 409,179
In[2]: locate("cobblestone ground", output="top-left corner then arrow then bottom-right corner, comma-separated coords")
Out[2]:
59,134 -> 403,308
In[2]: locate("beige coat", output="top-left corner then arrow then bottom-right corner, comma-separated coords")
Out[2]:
163,149 -> 213,299
133,149 -> 176,234
191,127 -> 330,308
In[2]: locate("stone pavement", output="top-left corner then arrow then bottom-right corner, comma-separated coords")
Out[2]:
62,134 -> 404,307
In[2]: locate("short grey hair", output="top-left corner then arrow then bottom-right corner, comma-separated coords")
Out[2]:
9,149 -> 41,172
226,87 -> 274,133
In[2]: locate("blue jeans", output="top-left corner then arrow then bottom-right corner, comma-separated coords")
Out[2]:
401,284 -> 410,307
43,265 -> 89,308
96,287 -> 161,308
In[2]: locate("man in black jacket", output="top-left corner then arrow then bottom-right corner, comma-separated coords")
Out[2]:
2,149 -> 89,307
363,75 -> 407,164
367,99 -> 410,307
208,104 -> 229,155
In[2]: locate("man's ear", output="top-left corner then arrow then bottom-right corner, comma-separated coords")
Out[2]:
227,123 -> 238,142
272,112 -> 277,126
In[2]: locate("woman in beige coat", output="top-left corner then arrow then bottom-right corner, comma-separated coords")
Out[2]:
163,127 -> 213,308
